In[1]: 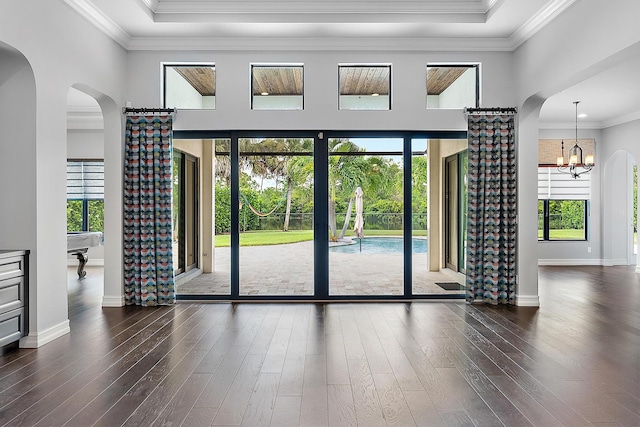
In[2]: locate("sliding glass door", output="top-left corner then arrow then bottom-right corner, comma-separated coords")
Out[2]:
172,130 -> 467,300
327,137 -> 405,296
238,137 -> 315,296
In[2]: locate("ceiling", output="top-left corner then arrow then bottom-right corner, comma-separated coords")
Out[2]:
64,0 -> 640,128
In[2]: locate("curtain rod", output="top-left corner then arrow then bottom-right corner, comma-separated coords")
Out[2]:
464,107 -> 517,115
123,107 -> 177,115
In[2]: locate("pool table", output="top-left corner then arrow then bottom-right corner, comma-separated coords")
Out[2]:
67,232 -> 103,278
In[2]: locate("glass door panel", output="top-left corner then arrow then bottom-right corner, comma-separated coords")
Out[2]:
174,139 -> 231,296
328,137 -> 404,296
238,137 -> 314,296
410,138 -> 432,294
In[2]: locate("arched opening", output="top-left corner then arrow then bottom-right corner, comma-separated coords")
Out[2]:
66,86 -> 105,305
65,84 -> 123,308
0,41 -> 37,346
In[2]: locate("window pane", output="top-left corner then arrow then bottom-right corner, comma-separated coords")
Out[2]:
87,200 -> 104,232
339,65 -> 391,110
549,200 -> 586,240
252,65 -> 303,110
426,65 -> 478,109
328,138 -> 403,296
239,137 -> 314,296
164,65 -> 215,109
67,200 -> 83,232
538,200 -> 544,239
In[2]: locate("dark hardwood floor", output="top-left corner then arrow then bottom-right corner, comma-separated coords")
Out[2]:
1,265 -> 639,426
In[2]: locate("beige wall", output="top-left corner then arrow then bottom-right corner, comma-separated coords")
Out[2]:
173,139 -> 215,273
428,139 -> 467,271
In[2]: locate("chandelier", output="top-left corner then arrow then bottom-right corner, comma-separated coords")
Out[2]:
557,101 -> 594,179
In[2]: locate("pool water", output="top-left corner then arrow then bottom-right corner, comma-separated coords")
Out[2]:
330,237 -> 427,254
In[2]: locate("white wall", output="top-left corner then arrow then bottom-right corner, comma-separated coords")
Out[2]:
126,50 -> 514,132
513,0 -> 640,305
0,2 -> 127,347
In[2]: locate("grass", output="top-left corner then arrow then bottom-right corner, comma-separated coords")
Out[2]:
215,228 -> 428,247
538,229 -> 586,240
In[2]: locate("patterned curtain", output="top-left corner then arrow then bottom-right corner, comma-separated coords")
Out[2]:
465,111 -> 516,305
123,114 -> 175,306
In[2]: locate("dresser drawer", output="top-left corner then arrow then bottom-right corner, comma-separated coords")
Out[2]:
0,255 -> 25,282
0,276 -> 24,314
0,308 -> 23,347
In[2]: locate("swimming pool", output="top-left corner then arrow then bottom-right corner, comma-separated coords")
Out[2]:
329,237 -> 427,254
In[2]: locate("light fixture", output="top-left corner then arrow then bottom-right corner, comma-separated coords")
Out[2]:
371,93 -> 379,97
556,101 -> 594,179
260,92 -> 269,96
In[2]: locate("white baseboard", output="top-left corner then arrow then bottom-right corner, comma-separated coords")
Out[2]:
602,259 -> 628,267
20,319 -> 70,348
67,258 -> 104,266
538,259 -> 603,266
102,295 -> 124,307
516,295 -> 540,307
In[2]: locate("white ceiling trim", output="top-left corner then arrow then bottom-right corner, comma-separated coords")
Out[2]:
508,0 -> 577,50
151,12 -> 486,24
152,1 -> 491,15
602,111 -> 640,129
64,0 -> 571,52
126,36 -> 513,52
63,0 -> 131,49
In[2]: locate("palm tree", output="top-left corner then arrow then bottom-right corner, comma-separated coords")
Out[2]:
328,139 -> 368,241
283,152 -> 313,231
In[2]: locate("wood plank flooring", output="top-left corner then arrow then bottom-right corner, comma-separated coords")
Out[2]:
0,265 -> 638,426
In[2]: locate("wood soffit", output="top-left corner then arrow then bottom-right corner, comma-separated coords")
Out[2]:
172,65 -> 470,97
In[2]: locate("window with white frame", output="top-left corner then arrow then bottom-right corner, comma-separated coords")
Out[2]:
251,64 -> 304,110
163,64 -> 215,109
339,64 -> 391,110
426,64 -> 479,109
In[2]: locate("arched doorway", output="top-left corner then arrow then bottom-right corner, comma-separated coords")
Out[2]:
66,87 -> 106,304
0,41 -> 37,346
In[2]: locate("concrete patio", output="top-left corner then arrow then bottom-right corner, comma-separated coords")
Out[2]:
177,240 -> 465,297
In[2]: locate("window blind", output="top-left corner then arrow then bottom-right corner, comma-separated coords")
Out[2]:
537,167 -> 590,200
66,160 -> 104,200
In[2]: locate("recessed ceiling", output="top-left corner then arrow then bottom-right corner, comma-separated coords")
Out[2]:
63,0 -> 640,127
64,0 -> 576,51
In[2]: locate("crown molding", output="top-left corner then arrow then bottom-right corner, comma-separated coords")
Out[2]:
127,36 -> 513,52
601,110 -> 640,129
64,0 -> 570,52
538,120 -> 605,130
152,1 -> 490,15
63,0 -> 131,49
509,0 -> 577,50
67,107 -> 104,130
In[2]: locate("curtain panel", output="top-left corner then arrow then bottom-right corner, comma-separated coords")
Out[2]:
123,115 -> 175,306
465,112 -> 517,305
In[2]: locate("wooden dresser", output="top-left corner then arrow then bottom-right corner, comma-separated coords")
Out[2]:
0,250 -> 28,352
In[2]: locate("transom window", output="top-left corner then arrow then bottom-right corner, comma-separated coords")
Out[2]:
251,64 -> 304,110
426,64 -> 479,109
339,64 -> 391,110
163,64 -> 216,110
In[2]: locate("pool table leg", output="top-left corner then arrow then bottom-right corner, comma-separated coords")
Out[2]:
74,252 -> 88,279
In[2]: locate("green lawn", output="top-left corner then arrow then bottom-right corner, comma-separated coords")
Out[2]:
215,229 -> 428,247
538,229 -> 585,240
